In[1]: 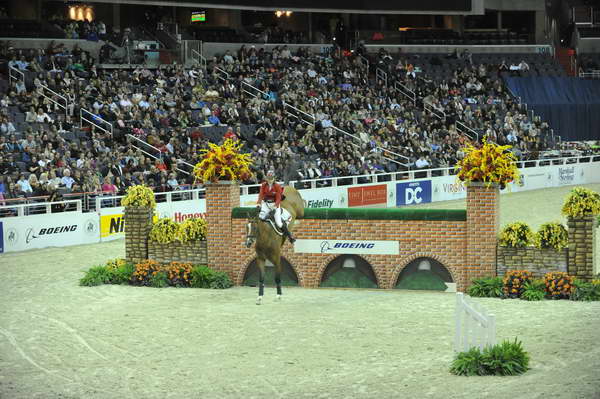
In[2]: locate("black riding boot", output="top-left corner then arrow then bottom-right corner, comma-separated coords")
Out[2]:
281,222 -> 296,244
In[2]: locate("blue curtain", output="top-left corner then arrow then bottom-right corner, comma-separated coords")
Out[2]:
504,77 -> 600,141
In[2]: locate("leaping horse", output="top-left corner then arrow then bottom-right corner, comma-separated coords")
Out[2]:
245,186 -> 304,305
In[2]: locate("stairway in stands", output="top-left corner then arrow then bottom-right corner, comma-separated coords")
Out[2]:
555,47 -> 577,77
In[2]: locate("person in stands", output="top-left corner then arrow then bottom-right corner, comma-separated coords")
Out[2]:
256,170 -> 295,244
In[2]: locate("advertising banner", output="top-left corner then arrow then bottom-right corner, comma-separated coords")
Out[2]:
298,186 -> 346,208
348,184 -> 387,207
0,212 -> 100,253
396,180 -> 432,206
294,239 -> 399,255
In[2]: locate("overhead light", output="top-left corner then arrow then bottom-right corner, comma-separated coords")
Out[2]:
275,10 -> 292,18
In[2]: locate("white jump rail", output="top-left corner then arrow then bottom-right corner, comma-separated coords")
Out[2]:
455,292 -> 496,352
0,199 -> 82,217
80,108 -> 113,136
8,65 -> 25,85
39,84 -> 68,116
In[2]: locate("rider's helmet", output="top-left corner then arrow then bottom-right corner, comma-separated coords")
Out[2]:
266,170 -> 275,183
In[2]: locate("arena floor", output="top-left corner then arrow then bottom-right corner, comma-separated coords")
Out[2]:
1,184 -> 599,399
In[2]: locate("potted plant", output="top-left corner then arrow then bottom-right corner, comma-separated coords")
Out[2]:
193,138 -> 254,183
455,137 -> 520,189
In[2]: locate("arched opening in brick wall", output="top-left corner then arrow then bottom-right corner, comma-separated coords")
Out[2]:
395,257 -> 453,291
242,257 -> 299,287
320,255 -> 379,289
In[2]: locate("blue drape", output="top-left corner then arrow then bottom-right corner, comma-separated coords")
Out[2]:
504,77 -> 600,141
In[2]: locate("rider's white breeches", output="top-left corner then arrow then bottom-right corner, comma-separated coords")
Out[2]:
259,202 -> 290,228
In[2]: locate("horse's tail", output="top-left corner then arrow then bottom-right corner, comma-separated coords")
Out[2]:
283,186 -> 304,219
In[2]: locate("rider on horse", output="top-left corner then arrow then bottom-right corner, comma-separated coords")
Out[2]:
256,170 -> 296,244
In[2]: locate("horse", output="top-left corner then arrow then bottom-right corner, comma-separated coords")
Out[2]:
245,186 -> 304,305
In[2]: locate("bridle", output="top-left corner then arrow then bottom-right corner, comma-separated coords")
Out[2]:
245,215 -> 258,248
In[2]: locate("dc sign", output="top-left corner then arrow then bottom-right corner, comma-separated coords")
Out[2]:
396,181 -> 432,206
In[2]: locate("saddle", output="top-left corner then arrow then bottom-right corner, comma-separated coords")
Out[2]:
261,211 -> 284,236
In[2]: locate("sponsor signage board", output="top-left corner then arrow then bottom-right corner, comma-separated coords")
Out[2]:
299,186 -> 346,208
0,212 -> 99,253
396,180 -> 432,206
348,184 -> 387,207
294,239 -> 399,255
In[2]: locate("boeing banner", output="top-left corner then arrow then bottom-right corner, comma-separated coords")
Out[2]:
396,180 -> 432,206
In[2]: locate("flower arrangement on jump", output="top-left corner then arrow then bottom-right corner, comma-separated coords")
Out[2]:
455,137 -> 519,188
148,217 -> 208,244
561,187 -> 600,218
193,139 -> 253,183
122,184 -> 156,209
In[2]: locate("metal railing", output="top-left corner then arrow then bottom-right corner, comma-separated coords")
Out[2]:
80,109 -> 113,136
376,67 -> 388,87
579,70 -> 600,78
455,120 -> 479,142
95,187 -> 205,210
283,101 -> 315,126
214,66 -> 230,82
241,81 -> 270,100
424,101 -> 446,121
455,293 -> 496,352
0,199 -> 82,217
8,65 -> 25,85
393,80 -> 416,104
331,126 -> 409,168
359,54 -> 369,74
39,85 -> 68,116
126,134 -> 191,176
191,48 -> 207,70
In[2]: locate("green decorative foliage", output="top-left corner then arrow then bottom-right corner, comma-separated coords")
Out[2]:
149,271 -> 169,288
149,218 -> 179,244
80,266 -> 114,286
209,271 -> 234,289
499,222 -> 534,248
467,277 -> 504,298
105,258 -> 135,285
562,187 -> 600,218
190,265 -> 214,288
503,270 -> 534,298
232,207 -> 467,221
571,279 -> 600,301
535,222 -> 568,251
450,339 -> 530,376
521,280 -> 546,301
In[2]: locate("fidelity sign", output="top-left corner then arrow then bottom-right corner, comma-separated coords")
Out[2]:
294,239 -> 399,255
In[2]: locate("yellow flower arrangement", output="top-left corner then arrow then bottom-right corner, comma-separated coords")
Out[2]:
455,136 -> 520,188
177,218 -> 208,242
122,184 -> 156,209
149,217 -> 179,244
535,222 -> 568,251
561,187 -> 600,218
499,222 -> 533,248
193,139 -> 254,183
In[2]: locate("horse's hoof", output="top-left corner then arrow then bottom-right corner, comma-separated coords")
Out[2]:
256,296 -> 262,305
276,295 -> 282,301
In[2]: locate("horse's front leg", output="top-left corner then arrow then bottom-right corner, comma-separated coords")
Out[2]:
274,256 -> 282,301
256,256 -> 266,305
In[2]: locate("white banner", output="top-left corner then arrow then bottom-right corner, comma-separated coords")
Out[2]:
294,239 -> 399,255
1,212 -> 100,253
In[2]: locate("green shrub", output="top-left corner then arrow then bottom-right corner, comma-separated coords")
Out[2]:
109,262 -> 135,285
467,277 -> 504,298
535,222 -> 568,251
209,271 -> 233,289
571,279 -> 600,301
150,270 -> 169,288
521,280 -> 546,301
190,265 -> 214,288
80,266 -> 114,286
499,222 -> 533,248
450,338 -> 529,376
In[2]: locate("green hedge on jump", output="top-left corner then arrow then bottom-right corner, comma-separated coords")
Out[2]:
231,207 -> 466,221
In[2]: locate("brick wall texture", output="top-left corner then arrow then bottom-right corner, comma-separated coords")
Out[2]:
124,206 -> 153,264
148,240 -> 208,265
567,216 -> 598,281
496,246 -> 568,278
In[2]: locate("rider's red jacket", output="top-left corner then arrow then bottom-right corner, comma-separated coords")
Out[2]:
257,182 -> 283,207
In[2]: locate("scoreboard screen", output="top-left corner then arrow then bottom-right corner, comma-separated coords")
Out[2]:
191,11 -> 206,23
